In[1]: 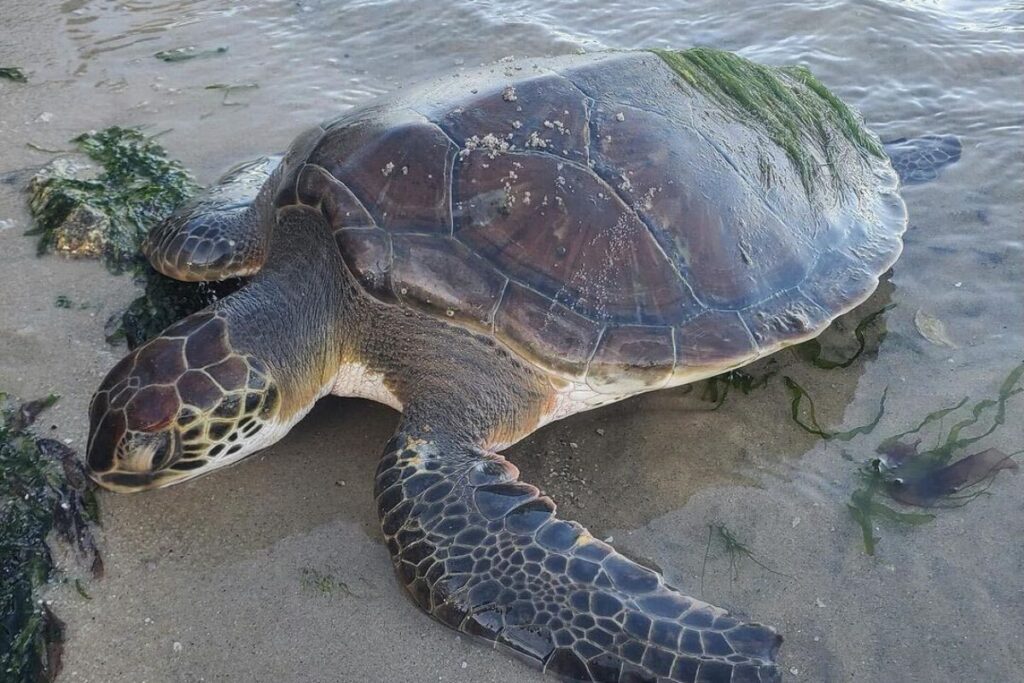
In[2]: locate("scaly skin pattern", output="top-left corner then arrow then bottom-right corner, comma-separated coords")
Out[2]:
142,157 -> 280,281
88,207 -> 352,490
376,426 -> 781,683
86,311 -> 282,491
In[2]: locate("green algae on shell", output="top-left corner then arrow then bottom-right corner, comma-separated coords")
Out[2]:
651,47 -> 885,192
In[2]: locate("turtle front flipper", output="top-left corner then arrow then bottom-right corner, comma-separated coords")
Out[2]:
377,426 -> 782,683
143,155 -> 281,281
883,134 -> 961,185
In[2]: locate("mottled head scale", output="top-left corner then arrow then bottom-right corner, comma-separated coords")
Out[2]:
87,312 -> 282,491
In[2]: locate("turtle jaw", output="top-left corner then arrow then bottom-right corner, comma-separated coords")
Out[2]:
91,468 -> 189,493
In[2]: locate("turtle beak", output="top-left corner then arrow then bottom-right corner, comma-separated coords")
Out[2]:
90,469 -> 190,493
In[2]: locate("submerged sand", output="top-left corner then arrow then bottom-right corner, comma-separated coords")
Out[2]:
1,1 -> 1022,681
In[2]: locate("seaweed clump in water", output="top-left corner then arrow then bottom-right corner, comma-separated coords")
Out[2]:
652,47 -> 885,192
848,362 -> 1023,555
1,67 -> 28,83
698,362 -> 778,411
0,394 -> 101,682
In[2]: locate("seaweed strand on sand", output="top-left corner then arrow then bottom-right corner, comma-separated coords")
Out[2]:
1,395 -> 101,682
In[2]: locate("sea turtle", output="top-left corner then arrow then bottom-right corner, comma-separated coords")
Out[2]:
84,49 -> 959,683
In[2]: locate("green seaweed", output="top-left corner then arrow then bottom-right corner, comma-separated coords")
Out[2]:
24,126 -> 229,346
847,462 -> 935,556
876,397 -> 969,457
700,523 -> 790,597
0,67 -> 28,83
652,47 -> 884,192
794,304 -> 894,370
1,394 -> 101,682
54,296 -> 89,311
73,580 -> 91,601
299,567 -> 354,597
699,363 -> 777,410
154,46 -> 228,63
877,362 -> 1023,469
697,305 -> 890,410
110,268 -> 237,349
783,376 -> 887,441
26,127 -> 196,273
846,362 -> 1023,554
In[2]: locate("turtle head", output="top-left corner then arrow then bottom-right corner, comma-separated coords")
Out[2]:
86,311 -> 286,492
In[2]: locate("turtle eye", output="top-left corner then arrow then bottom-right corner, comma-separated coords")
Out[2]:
118,430 -> 179,473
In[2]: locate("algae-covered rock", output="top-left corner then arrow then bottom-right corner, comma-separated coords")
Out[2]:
24,127 -> 230,346
27,158 -> 111,258
26,127 -> 196,273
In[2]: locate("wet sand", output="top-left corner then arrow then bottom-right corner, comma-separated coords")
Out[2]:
1,1 -> 1022,681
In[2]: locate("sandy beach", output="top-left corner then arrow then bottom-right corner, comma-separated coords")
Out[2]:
1,1 -> 1021,681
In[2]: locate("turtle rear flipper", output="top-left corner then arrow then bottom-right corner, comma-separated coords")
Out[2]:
377,426 -> 782,683
143,155 -> 281,281
883,134 -> 961,185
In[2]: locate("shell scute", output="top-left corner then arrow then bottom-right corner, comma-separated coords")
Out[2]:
391,234 -> 507,326
293,163 -> 375,229
312,110 -> 456,235
587,326 -> 675,394
453,151 -> 696,324
296,51 -> 906,381
586,103 -> 816,311
739,289 -> 832,350
429,72 -> 591,167
493,282 -> 601,377
675,310 -> 757,372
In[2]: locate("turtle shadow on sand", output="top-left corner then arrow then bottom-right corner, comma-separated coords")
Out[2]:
512,279 -> 899,533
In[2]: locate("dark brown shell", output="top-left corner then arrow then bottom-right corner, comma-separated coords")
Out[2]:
274,52 -> 905,389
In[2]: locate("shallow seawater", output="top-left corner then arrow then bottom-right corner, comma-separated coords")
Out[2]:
0,1 -> 1021,681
